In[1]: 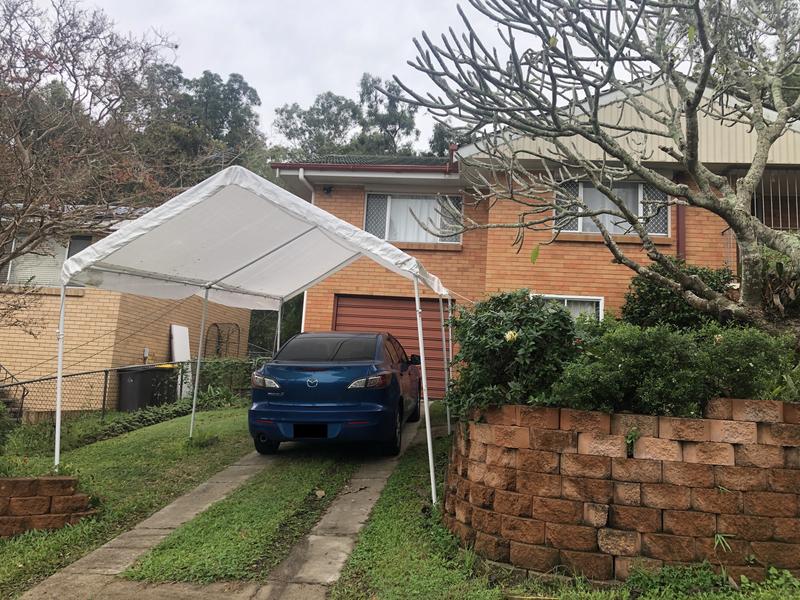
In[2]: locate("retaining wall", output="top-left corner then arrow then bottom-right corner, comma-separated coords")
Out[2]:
0,476 -> 95,537
443,400 -> 800,581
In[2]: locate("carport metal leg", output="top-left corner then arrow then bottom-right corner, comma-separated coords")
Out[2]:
54,285 -> 67,469
414,277 -> 437,505
189,287 -> 210,438
438,296 -> 451,435
274,299 -> 283,355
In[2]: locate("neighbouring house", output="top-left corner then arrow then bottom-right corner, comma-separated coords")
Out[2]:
272,84 -> 800,400
0,233 -> 251,418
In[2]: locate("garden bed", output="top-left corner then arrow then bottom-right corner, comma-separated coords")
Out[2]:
443,400 -> 800,581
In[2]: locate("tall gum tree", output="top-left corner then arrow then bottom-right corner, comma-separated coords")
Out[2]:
392,0 -> 800,334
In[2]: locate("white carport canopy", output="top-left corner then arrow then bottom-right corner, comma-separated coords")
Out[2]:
56,165 -> 451,503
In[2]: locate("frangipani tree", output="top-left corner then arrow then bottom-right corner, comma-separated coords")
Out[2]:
393,0 -> 800,333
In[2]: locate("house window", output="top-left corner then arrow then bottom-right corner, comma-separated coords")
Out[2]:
556,182 -> 669,236
541,294 -> 604,319
1,235 -> 92,287
364,193 -> 462,243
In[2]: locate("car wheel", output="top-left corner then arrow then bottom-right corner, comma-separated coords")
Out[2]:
254,435 -> 280,455
407,385 -> 421,423
382,408 -> 402,456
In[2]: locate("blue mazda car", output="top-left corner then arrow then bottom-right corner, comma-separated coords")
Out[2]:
249,332 -> 421,456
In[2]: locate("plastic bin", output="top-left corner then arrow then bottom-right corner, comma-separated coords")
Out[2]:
118,364 -> 178,412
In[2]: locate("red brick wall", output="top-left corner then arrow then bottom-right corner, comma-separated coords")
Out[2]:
443,400 -> 800,581
0,476 -> 95,537
303,186 -> 488,331
302,182 -> 731,327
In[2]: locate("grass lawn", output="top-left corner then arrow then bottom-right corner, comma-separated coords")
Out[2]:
0,408 -> 252,599
330,434 -> 800,600
125,450 -> 360,583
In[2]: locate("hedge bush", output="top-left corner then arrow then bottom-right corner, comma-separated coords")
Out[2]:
621,260 -> 735,329
446,290 -> 577,416
548,322 -> 794,417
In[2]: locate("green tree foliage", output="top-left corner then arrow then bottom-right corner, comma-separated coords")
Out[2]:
427,120 -> 471,156
274,73 -> 418,158
347,74 -> 418,155
274,92 -> 361,159
446,290 -> 577,416
136,66 -> 269,187
621,260 -> 735,328
247,296 -> 304,357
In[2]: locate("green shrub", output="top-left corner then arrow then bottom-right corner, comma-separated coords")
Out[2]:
696,323 -> 794,399
548,322 -> 794,417
621,259 -> 735,329
198,358 -> 255,392
447,290 -> 576,416
549,323 -> 713,416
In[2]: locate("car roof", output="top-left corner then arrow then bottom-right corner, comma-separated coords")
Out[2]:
292,332 -> 384,338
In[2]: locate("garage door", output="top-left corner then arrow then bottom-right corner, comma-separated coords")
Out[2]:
333,294 -> 450,399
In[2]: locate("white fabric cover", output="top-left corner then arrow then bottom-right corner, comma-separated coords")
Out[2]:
61,166 -> 449,308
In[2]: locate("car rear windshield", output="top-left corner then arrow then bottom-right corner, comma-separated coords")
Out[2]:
275,336 -> 378,362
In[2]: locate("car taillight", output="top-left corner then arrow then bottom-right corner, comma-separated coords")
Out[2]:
252,371 -> 280,389
348,372 -> 392,389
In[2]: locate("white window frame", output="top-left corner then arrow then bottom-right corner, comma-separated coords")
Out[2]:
538,293 -> 605,320
560,182 -> 669,236
363,192 -> 463,244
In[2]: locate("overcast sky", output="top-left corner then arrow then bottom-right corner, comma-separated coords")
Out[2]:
88,0 -> 500,151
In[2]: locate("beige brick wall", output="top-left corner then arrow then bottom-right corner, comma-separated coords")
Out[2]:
0,287 -> 250,413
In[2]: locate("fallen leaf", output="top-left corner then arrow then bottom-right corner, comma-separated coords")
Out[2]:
315,489 -> 326,498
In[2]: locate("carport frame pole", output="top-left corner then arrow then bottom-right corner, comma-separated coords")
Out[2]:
189,287 -> 210,438
413,276 -> 437,505
274,299 -> 283,355
54,284 -> 67,469
438,296 -> 451,435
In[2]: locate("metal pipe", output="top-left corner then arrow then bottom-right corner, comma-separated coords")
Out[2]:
189,287 -> 210,438
438,296 -> 451,435
414,277 -> 438,505
54,285 -> 67,469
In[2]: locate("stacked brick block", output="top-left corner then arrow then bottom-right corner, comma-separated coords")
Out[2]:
0,476 -> 95,537
443,400 -> 800,581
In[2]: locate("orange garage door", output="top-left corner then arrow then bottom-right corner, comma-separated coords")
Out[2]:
332,294 -> 450,399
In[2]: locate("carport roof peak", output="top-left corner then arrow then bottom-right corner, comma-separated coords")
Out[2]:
61,165 -> 449,309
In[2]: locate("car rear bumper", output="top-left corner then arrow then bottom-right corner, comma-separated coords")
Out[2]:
248,401 -> 396,443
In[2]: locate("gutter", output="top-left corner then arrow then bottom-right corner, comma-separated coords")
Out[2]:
298,167 -> 316,205
272,162 -> 452,174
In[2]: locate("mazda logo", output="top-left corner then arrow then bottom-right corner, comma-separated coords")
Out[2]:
306,378 -> 319,388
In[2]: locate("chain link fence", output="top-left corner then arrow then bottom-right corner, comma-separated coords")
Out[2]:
0,357 -> 268,422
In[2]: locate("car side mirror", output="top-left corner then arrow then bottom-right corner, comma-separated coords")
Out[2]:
409,354 -> 421,365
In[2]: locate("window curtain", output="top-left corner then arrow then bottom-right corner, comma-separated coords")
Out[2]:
582,183 -> 639,234
388,195 -> 440,243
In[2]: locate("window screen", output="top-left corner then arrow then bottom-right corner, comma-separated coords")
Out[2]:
275,335 -> 378,362
556,182 -> 668,236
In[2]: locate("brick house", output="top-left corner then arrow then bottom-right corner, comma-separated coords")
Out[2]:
272,84 -> 800,398
0,236 -> 250,416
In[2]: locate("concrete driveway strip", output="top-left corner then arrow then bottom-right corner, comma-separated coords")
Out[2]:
21,451 -> 277,600
255,419 -> 420,600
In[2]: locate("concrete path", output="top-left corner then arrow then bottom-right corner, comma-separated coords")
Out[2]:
20,419 -> 425,600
